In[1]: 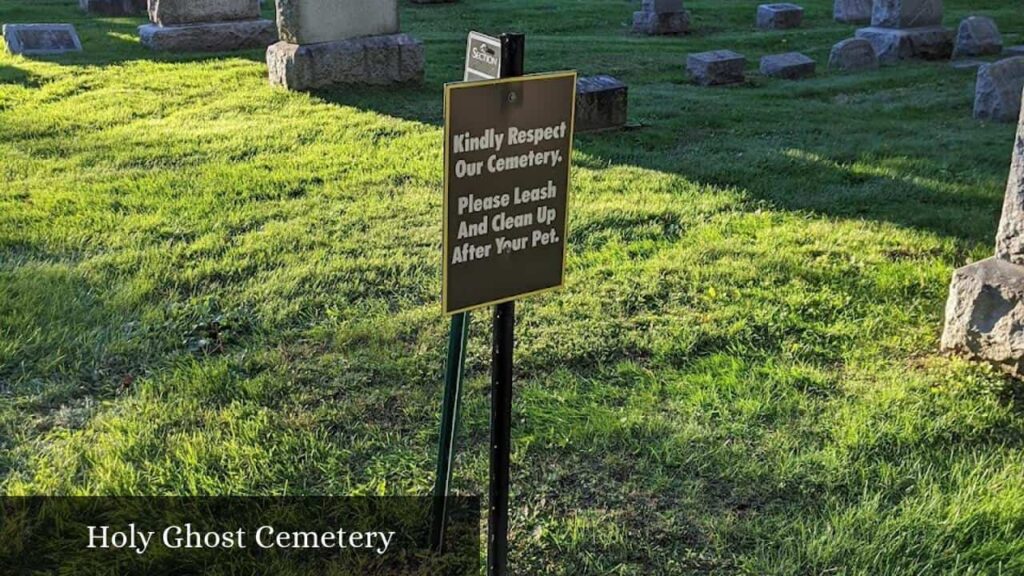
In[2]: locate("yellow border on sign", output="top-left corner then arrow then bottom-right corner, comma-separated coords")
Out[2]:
442,70 -> 578,316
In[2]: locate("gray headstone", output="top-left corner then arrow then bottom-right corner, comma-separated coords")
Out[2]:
633,0 -> 689,35
687,50 -> 746,86
139,19 -> 277,51
647,0 -> 683,14
834,0 -> 871,24
953,16 -> 1003,59
266,33 -> 424,90
276,0 -> 399,45
974,57 -> 1024,123
2,24 -> 82,55
760,52 -> 815,79
149,0 -> 260,26
757,3 -> 803,30
998,104 -> 1024,262
855,25 -> 953,62
1007,45 -> 1024,57
872,0 -> 944,29
575,75 -> 628,133
80,0 -> 147,15
828,38 -> 879,71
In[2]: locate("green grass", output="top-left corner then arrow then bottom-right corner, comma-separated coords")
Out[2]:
3,0 -> 1024,573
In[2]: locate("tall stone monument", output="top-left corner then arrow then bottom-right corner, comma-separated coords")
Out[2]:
855,0 -> 953,63
139,0 -> 277,52
942,97 -> 1024,376
266,0 -> 424,90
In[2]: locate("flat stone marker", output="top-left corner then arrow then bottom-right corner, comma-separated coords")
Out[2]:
139,0 -> 277,52
633,0 -> 689,35
80,0 -> 146,16
687,50 -> 746,86
760,52 -> 815,79
575,75 -> 628,133
942,106 -> 1024,376
856,0 -> 952,62
828,37 -> 878,71
267,0 -> 424,89
757,4 -> 803,30
953,16 -> 1002,59
2,24 -> 82,55
834,0 -> 871,24
974,57 -> 1024,123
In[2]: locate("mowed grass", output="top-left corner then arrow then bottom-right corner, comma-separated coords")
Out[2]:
3,0 -> 1024,573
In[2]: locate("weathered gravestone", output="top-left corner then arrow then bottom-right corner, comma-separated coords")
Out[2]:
687,50 -> 746,86
267,0 -> 424,89
834,0 -> 871,24
139,0 -> 277,52
575,75 -> 628,133
761,52 -> 815,79
942,104 -> 1024,376
953,16 -> 1002,60
829,37 -> 879,71
856,0 -> 953,63
974,57 -> 1024,123
1007,46 -> 1024,58
2,24 -> 82,55
633,0 -> 690,36
80,0 -> 146,16
757,4 -> 803,30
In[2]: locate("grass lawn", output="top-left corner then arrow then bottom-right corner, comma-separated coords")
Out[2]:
3,0 -> 1024,573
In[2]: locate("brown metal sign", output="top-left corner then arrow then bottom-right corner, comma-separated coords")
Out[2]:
442,72 -> 577,315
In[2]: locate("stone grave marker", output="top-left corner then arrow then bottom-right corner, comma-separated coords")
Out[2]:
834,0 -> 871,24
139,0 -> 277,52
757,4 -> 803,30
2,24 -> 82,55
761,52 -> 815,79
974,57 -> 1024,123
575,75 -> 628,133
942,104 -> 1024,376
953,16 -> 1002,60
1007,46 -> 1024,57
828,37 -> 878,71
267,0 -> 424,90
687,50 -> 746,86
633,0 -> 690,35
856,0 -> 953,63
80,0 -> 146,16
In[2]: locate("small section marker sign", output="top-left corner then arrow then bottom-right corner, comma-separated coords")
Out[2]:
464,31 -> 502,81
443,71 -> 577,315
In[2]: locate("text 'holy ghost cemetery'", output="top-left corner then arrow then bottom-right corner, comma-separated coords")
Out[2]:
443,73 -> 576,314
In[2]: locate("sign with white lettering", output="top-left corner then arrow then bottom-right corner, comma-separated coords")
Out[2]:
464,31 -> 502,81
442,72 -> 577,315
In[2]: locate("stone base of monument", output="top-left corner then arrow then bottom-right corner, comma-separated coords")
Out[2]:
941,257 -> 1024,378
267,34 -> 424,90
855,26 -> 953,63
139,19 -> 277,52
633,10 -> 689,35
575,75 -> 628,133
760,52 -> 815,79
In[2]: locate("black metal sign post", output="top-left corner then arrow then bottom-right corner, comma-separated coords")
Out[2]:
438,33 -> 576,576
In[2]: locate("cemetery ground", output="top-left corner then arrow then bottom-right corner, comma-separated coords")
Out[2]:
2,0 -> 1024,574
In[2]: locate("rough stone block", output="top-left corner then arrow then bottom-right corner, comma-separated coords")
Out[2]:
632,9 -> 689,35
760,52 -> 815,79
834,0 -> 872,24
757,4 -> 804,30
687,50 -> 746,86
149,0 -> 260,26
953,16 -> 1003,59
139,19 -> 277,52
828,37 -> 878,71
855,25 -> 953,62
941,257 -> 1024,377
267,33 -> 424,90
275,0 -> 399,45
80,0 -> 146,16
2,24 -> 82,55
872,0 -> 944,29
575,75 -> 628,133
974,57 -> 1024,123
